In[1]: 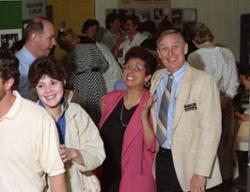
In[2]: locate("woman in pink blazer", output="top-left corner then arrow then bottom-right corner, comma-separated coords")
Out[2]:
99,46 -> 157,192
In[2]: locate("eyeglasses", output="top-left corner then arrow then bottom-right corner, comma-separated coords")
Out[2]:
122,63 -> 145,72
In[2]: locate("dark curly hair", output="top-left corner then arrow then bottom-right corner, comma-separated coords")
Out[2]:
28,56 -> 67,88
0,48 -> 20,90
81,19 -> 99,34
124,46 -> 157,76
105,12 -> 121,29
124,15 -> 140,30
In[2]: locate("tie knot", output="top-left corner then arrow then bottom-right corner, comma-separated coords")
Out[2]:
168,73 -> 173,79
167,73 -> 173,93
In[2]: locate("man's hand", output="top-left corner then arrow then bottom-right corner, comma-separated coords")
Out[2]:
189,174 -> 206,192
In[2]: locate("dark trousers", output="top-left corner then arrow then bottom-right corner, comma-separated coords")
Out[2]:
156,147 -> 183,192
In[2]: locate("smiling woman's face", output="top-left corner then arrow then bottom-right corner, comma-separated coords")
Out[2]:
122,57 -> 151,89
36,74 -> 64,109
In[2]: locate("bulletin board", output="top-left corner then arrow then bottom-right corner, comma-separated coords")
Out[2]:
0,1 -> 22,30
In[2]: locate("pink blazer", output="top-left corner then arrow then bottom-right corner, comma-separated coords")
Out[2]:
99,89 -> 156,192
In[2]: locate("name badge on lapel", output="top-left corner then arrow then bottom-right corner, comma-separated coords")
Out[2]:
184,102 -> 197,111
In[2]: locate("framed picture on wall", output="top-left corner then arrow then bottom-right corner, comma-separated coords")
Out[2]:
0,28 -> 22,49
182,8 -> 197,22
135,9 -> 152,22
153,8 -> 163,20
133,0 -> 152,2
172,9 -> 182,25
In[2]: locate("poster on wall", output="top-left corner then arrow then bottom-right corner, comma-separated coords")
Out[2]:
106,9 -> 135,21
0,29 -> 22,49
135,9 -> 152,22
106,8 -> 171,24
172,9 -> 182,25
22,0 -> 46,21
182,8 -> 197,22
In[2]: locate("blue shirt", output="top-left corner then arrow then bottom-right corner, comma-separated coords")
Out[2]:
114,79 -> 127,90
15,46 -> 37,101
156,63 -> 186,149
38,100 -> 67,144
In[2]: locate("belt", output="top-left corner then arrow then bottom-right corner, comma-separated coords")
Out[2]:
159,147 -> 171,154
76,67 -> 100,75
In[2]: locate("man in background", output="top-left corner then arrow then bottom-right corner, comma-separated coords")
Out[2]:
102,12 -> 124,52
15,17 -> 56,101
114,15 -> 147,66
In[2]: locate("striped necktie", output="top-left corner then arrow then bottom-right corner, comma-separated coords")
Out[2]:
156,73 -> 173,145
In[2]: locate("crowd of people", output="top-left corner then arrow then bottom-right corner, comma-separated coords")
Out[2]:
0,13 -> 249,192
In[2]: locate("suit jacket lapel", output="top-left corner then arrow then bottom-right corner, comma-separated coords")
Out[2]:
173,64 -> 193,130
150,69 -> 167,132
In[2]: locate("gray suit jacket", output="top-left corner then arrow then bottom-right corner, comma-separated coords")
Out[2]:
150,63 -> 222,191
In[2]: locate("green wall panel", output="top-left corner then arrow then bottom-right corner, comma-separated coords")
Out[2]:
0,1 -> 22,29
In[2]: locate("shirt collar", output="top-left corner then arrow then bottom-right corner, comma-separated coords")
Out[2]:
160,62 -> 186,82
2,91 -> 22,120
172,62 -> 186,82
38,98 -> 68,119
22,46 -> 36,61
166,62 -> 186,77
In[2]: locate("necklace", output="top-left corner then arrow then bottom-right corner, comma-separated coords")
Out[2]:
120,94 -> 141,127
120,104 -> 128,127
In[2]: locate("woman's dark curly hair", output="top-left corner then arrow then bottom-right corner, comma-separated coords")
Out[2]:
28,56 -> 67,88
124,46 -> 157,76
0,49 -> 20,90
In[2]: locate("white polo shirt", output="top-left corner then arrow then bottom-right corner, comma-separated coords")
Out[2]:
0,91 -> 65,192
118,32 -> 147,65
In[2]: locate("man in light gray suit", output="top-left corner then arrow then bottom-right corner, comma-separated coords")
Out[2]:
150,29 -> 222,192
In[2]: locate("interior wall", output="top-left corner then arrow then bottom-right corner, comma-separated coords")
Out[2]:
46,0 -> 95,59
172,0 -> 250,62
95,0 -> 170,28
95,0 -> 250,61
0,1 -> 22,29
95,0 -> 118,29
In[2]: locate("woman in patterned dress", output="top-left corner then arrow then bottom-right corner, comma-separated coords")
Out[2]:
58,29 -> 108,125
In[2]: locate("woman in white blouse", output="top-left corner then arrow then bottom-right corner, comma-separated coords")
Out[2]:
28,56 -> 105,192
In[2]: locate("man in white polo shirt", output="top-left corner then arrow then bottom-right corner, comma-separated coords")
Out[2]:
114,15 -> 147,66
0,49 -> 67,191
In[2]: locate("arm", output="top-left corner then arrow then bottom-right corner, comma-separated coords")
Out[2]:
220,51 -> 238,110
112,44 -> 121,59
94,45 -> 109,73
190,75 -> 222,190
235,111 -> 250,121
112,36 -> 125,59
221,50 -> 239,99
65,105 -> 105,172
59,145 -> 84,165
189,174 -> 206,192
141,95 -> 155,145
37,113 -> 66,187
49,173 -> 67,192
